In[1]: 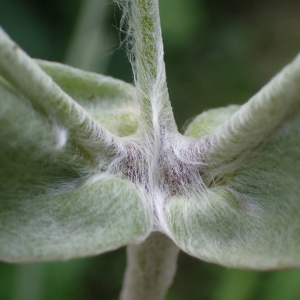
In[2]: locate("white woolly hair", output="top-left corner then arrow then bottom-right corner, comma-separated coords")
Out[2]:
108,0 -> 208,237
109,1 -> 300,271
2,0 -> 300,270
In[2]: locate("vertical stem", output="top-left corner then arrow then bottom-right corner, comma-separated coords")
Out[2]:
130,0 -> 178,135
120,232 -> 180,300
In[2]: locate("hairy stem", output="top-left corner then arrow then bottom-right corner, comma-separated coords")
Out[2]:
120,232 -> 180,300
204,54 -> 300,170
0,26 -> 120,159
128,0 -> 177,135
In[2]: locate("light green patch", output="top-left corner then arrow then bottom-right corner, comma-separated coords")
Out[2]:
96,111 -> 138,137
184,105 -> 240,138
36,60 -> 138,136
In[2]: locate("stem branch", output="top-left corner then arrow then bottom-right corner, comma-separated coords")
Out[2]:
204,54 -> 300,171
120,232 -> 180,300
0,26 -> 119,159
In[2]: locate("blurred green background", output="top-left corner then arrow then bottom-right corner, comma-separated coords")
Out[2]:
1,0 -> 300,299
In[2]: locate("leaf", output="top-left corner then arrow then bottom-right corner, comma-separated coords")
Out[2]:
167,107 -> 300,270
0,72 -> 151,262
0,174 -> 151,262
201,54 -> 300,172
36,60 -> 138,137
184,105 -> 240,139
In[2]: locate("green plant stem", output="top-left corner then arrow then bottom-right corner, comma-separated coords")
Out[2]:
120,232 -> 180,300
204,54 -> 300,170
0,26 -> 119,159
130,0 -> 177,135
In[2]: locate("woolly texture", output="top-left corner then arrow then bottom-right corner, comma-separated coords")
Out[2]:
0,68 -> 151,262
114,0 -> 177,134
202,54 -> 300,178
0,27 -> 118,159
169,111 -> 300,269
1,0 -> 300,272
37,60 -> 138,137
120,232 -> 179,300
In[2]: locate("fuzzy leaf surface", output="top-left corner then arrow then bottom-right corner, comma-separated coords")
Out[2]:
36,60 -> 138,136
167,107 -> 300,270
0,73 -> 151,262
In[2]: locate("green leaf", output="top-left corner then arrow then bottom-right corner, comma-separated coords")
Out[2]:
0,77 -> 83,200
36,60 -> 138,137
0,175 -> 151,262
184,105 -> 240,139
168,109 -> 300,270
0,72 -> 151,262
0,27 -> 122,157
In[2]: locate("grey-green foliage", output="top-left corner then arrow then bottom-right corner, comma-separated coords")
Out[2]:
37,60 -> 138,137
170,108 -> 300,269
1,0 -> 300,275
0,64 -> 150,262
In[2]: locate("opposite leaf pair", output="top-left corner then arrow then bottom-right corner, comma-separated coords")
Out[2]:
1,0 -> 300,273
